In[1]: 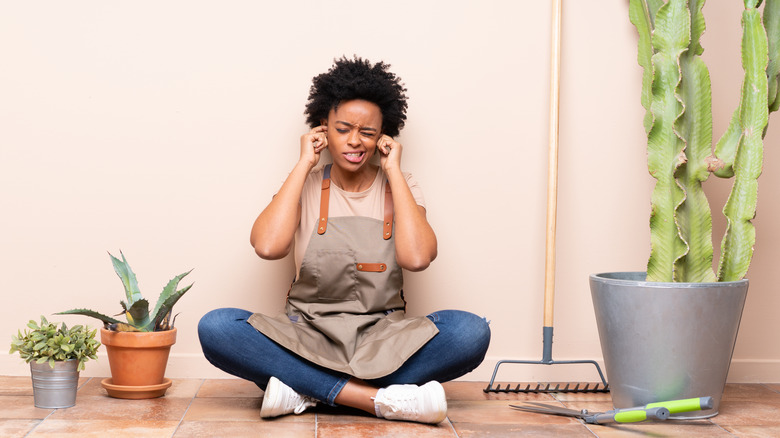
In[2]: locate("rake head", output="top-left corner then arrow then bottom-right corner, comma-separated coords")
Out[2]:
484,381 -> 609,393
483,357 -> 610,394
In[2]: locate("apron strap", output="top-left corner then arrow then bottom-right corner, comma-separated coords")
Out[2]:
317,164 -> 393,240
383,182 -> 393,240
317,165 -> 331,235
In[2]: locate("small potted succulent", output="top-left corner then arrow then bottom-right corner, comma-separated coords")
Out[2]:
590,0 -> 779,418
57,251 -> 193,399
9,316 -> 100,408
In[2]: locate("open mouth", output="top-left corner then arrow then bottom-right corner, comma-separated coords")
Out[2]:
344,151 -> 365,163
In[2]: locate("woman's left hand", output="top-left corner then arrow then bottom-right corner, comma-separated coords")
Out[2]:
378,135 -> 402,172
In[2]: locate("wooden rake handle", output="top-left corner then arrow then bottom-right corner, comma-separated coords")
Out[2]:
543,0 -> 562,328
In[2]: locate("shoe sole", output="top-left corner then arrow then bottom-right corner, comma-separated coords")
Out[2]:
424,381 -> 448,424
259,377 -> 281,418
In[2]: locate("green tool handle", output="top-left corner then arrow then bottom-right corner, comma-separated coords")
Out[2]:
591,406 -> 670,424
646,396 -> 714,414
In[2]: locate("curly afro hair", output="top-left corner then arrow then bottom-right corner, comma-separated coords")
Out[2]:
304,56 -> 408,138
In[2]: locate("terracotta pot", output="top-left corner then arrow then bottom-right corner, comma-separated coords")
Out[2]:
100,327 -> 177,387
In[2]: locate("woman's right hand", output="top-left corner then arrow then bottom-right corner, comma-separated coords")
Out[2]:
300,125 -> 328,168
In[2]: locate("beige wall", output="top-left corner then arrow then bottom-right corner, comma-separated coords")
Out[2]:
2,1 -> 778,382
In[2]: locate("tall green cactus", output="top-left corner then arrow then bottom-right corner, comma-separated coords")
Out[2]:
631,0 -> 780,282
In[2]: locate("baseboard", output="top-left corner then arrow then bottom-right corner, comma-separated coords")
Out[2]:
727,359 -> 780,383
2,354 -> 778,383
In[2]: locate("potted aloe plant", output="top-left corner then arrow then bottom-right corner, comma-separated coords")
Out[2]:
10,316 -> 100,408
57,251 -> 193,399
590,0 -> 779,418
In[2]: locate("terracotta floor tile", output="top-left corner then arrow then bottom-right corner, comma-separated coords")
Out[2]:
443,381 -> 560,402
197,378 -> 264,398
452,422 -> 594,437
74,378 -> 107,397
447,400 -> 579,425
586,420 -> 732,437
183,396 -> 315,423
162,378 -> 203,398
719,425 -> 780,438
550,390 -> 614,403
764,383 -> 780,393
709,399 -> 780,426
3,376 -> 779,437
27,419 -> 178,437
317,420 -> 457,438
721,383 -> 779,401
47,395 -> 191,421
175,420 -> 315,437
0,376 -> 34,396
0,419 -> 41,437
76,377 -> 201,399
0,396 -> 54,419
184,396 -> 262,421
314,405 -> 385,423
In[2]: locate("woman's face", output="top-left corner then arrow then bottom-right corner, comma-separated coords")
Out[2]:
323,99 -> 383,174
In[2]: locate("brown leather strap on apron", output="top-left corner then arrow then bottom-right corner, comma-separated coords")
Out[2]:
356,263 -> 387,272
318,164 -> 393,239
383,183 -> 393,240
317,177 -> 330,235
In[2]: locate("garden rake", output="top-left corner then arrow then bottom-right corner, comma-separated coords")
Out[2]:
484,0 -> 608,394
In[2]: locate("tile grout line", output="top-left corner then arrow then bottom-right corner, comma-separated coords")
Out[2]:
169,378 -> 207,438
21,375 -> 85,438
446,417 -> 460,437
711,421 -> 740,437
761,383 -> 780,395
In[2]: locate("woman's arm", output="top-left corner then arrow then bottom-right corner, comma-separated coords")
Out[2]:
378,136 -> 438,271
250,126 -> 328,259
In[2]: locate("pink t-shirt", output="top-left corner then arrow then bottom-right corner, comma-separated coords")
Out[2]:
292,165 -> 426,276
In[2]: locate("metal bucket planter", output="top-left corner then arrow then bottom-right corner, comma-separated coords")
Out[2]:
590,272 -> 748,419
30,359 -> 79,409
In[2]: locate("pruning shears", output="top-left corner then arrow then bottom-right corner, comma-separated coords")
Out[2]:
510,396 -> 714,425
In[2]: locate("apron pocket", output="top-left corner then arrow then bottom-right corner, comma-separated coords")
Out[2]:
315,249 -> 359,301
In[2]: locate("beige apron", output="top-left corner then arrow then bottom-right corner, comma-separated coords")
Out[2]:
248,165 -> 438,379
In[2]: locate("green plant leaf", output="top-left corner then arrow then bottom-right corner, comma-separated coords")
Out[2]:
110,251 -> 143,307
56,309 -> 124,326
10,316 -> 100,370
146,270 -> 193,331
125,299 -> 151,330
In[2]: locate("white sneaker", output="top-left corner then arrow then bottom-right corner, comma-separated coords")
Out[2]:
373,381 -> 448,424
260,376 -> 318,418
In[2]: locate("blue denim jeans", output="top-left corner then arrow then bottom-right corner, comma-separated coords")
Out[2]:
198,308 -> 490,406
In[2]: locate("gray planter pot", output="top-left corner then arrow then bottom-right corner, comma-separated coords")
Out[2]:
30,359 -> 80,409
590,272 -> 748,419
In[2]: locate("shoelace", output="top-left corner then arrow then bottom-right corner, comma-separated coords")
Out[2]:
292,394 -> 316,414
382,393 -> 420,418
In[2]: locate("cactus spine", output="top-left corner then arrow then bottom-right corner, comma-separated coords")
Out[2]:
631,0 -> 780,282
